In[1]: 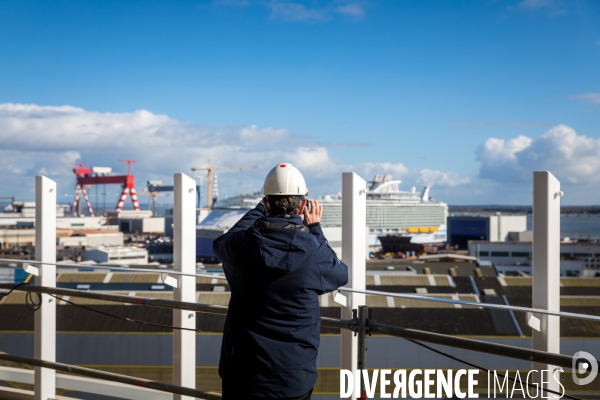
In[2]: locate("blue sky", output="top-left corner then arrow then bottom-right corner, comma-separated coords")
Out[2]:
1,0 -> 599,205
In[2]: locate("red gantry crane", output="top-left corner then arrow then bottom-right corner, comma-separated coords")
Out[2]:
72,160 -> 140,216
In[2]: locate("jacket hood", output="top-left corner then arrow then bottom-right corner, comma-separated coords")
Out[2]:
246,217 -> 317,275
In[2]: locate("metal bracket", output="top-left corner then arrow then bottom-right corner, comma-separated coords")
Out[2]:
23,263 -> 39,276
331,290 -> 347,307
160,273 -> 178,288
349,309 -> 359,335
349,308 -> 373,336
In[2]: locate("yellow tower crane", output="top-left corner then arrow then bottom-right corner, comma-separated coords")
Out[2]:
191,159 -> 258,209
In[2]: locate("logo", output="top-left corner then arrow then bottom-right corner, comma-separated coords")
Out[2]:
572,351 -> 598,386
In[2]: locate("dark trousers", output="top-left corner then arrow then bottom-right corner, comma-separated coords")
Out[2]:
222,381 -> 312,400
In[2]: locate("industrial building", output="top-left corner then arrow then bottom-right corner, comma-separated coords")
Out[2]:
0,215 -> 107,230
447,214 -> 527,248
85,246 -> 148,265
57,229 -> 123,247
0,226 -> 35,248
106,210 -> 165,234
468,240 -> 600,276
0,227 -> 123,249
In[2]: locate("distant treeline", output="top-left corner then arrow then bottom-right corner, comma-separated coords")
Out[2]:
448,205 -> 600,214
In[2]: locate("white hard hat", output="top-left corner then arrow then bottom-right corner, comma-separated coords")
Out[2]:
261,163 -> 308,196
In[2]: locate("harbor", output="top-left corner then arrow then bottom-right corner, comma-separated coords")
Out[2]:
2,2 -> 600,398
1,169 -> 600,399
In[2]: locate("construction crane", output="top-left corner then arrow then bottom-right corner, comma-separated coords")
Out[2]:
191,159 -> 257,209
143,180 -> 173,217
72,160 -> 140,216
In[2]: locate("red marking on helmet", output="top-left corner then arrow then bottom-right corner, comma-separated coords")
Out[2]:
279,164 -> 286,168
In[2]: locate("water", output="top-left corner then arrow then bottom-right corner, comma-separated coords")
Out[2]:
526,214 -> 600,239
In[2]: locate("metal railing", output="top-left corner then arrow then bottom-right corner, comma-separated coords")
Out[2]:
0,283 -> 594,399
3,282 -> 587,370
0,352 -> 222,400
6,258 -> 600,323
0,171 -> 581,400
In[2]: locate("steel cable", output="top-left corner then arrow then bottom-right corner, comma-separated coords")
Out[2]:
405,338 -> 584,400
48,293 -> 202,332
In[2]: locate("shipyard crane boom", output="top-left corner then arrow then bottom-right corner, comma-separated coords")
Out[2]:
72,160 -> 140,216
190,159 -> 257,209
143,180 -> 174,217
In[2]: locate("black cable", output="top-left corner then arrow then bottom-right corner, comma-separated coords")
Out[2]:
0,282 -> 26,301
404,338 -> 583,400
0,281 -> 41,311
49,294 -> 201,332
1,280 -> 204,332
25,290 -> 41,312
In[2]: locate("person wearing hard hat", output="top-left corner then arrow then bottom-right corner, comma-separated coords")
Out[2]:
213,163 -> 348,400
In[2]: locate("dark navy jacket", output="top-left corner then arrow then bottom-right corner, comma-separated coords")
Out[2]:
213,203 -> 348,398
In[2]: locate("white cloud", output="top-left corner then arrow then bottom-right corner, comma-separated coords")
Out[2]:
418,169 -> 471,187
478,135 -> 533,167
511,0 -> 567,15
218,0 -> 366,22
477,125 -> 600,185
519,0 -> 554,9
358,162 -> 410,178
354,162 -> 470,189
268,1 -> 326,21
335,3 -> 365,19
570,93 -> 600,105
0,103 -> 469,203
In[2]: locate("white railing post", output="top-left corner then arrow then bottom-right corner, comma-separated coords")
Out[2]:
173,173 -> 197,400
35,176 -> 56,400
532,171 -> 561,392
340,172 -> 366,400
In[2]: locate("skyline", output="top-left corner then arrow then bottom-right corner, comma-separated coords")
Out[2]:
1,0 -> 599,205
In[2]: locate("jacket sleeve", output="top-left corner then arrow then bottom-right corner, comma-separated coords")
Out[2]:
309,223 -> 349,294
213,202 -> 266,278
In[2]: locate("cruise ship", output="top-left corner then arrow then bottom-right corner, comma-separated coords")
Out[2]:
318,174 -> 448,246
195,174 -> 447,259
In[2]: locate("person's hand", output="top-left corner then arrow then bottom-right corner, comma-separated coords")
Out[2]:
303,199 -> 322,226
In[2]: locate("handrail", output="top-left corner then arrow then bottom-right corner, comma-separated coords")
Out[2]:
0,283 -> 222,315
368,320 -> 580,370
0,258 -> 226,281
3,258 -> 600,323
1,283 -> 592,372
4,257 -> 600,324
339,287 -> 600,323
0,284 -> 354,329
0,352 -> 222,400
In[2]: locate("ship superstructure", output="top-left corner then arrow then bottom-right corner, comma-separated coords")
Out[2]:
318,174 -> 447,245
197,175 -> 448,254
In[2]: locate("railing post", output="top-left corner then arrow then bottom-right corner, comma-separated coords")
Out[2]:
357,306 -> 368,400
532,171 -> 561,392
173,173 -> 197,400
34,176 -> 56,400
341,172 -> 366,400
